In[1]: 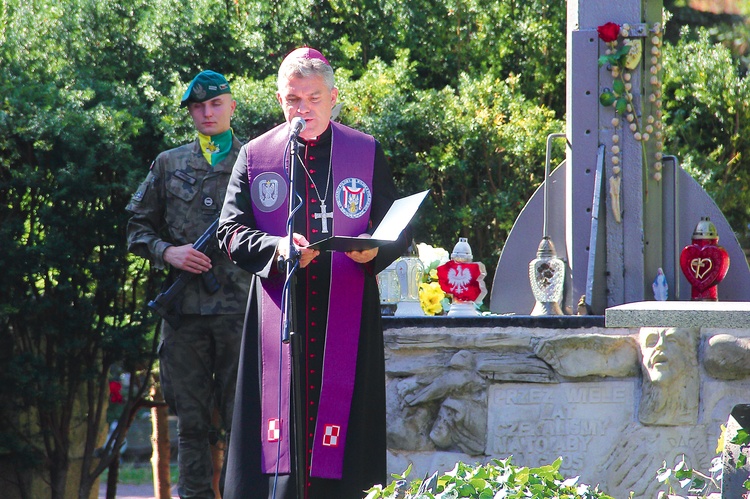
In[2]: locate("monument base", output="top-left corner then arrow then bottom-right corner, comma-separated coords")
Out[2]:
383,311 -> 750,499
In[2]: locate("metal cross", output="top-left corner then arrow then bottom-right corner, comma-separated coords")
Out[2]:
314,202 -> 333,233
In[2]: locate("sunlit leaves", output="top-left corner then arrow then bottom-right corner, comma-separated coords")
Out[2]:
366,457 -> 616,498
1,2 -> 158,495
597,44 -> 632,70
337,55 -> 563,287
661,26 -> 750,243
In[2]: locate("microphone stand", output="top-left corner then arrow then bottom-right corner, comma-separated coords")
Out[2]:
280,130 -> 306,499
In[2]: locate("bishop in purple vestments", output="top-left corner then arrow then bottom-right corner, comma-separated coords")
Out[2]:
218,47 -> 411,499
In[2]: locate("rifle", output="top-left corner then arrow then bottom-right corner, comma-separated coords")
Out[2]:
148,218 -> 221,329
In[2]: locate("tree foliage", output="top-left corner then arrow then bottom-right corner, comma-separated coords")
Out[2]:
336,55 -> 563,264
0,1 -> 162,497
661,26 -> 750,246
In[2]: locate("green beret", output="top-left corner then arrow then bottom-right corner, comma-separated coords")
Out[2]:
180,70 -> 231,107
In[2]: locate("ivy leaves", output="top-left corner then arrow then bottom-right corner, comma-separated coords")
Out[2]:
598,43 -> 633,69
366,458 -> 617,498
599,78 -> 628,114
598,44 -> 633,114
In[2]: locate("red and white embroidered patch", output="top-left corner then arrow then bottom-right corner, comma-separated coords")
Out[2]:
267,418 -> 281,442
322,424 -> 340,447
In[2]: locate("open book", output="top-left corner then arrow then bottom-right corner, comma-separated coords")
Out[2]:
307,190 -> 429,252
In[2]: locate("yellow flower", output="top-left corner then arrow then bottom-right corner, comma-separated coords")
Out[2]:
419,281 -> 445,315
429,268 -> 438,281
716,424 -> 726,454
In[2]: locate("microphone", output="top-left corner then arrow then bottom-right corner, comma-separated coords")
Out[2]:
289,117 -> 306,138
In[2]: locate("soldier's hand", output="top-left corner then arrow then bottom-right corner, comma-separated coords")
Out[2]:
164,244 -> 213,274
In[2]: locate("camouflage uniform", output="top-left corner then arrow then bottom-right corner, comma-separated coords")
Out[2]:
126,137 -> 249,499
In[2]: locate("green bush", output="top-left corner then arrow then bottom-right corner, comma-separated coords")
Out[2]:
365,458 -> 615,499
337,52 -> 564,281
661,26 -> 750,244
366,425 -> 750,499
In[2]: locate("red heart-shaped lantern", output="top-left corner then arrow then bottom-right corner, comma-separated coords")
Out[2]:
679,217 -> 730,300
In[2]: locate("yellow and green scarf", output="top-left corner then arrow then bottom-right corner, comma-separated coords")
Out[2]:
198,129 -> 233,166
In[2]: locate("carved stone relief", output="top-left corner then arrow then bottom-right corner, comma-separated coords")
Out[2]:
384,325 -> 750,498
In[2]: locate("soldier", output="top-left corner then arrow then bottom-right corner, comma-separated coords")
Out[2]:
126,70 -> 250,499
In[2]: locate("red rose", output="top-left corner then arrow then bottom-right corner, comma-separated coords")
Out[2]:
109,380 -> 123,404
597,22 -> 620,43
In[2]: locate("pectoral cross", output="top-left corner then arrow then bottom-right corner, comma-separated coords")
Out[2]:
314,202 -> 333,233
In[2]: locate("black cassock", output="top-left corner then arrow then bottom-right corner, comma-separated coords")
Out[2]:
219,125 -> 409,499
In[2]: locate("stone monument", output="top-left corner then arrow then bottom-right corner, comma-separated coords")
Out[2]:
383,0 -> 750,497
384,310 -> 750,498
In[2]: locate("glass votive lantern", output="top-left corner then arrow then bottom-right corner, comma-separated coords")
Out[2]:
394,254 -> 424,316
377,261 -> 400,316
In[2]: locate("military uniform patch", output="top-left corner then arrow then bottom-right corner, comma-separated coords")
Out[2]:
335,178 -> 371,219
174,169 -> 197,185
251,172 -> 287,213
129,179 -> 150,206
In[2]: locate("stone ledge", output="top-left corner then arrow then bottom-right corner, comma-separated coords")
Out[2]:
383,314 -> 605,329
605,300 -> 750,328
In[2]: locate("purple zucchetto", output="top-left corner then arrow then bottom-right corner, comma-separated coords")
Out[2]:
281,47 -> 330,66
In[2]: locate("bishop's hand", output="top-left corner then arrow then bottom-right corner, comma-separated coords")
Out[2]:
277,233 -> 319,269
345,234 -> 378,264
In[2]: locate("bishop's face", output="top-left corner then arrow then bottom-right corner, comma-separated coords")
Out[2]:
277,74 -> 338,140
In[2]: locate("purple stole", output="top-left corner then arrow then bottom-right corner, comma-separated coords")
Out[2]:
246,122 -> 375,479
